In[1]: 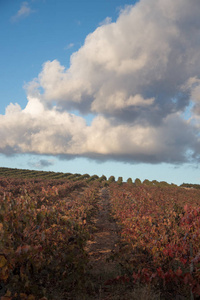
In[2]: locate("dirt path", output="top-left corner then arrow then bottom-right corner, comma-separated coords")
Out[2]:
84,187 -> 121,299
83,187 -> 162,300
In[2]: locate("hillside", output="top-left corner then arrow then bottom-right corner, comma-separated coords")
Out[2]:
0,169 -> 200,299
0,166 -> 198,188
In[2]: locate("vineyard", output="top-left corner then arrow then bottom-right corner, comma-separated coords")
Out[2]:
0,168 -> 200,299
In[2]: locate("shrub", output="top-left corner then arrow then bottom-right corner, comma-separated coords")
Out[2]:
117,177 -> 123,185
135,178 -> 142,186
108,176 -> 115,183
127,178 -> 133,185
98,175 -> 107,182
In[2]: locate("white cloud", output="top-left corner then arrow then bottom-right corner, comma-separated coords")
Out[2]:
11,2 -> 35,22
2,0 -> 200,164
27,0 -> 200,125
0,98 -> 87,156
0,98 -> 198,164
99,17 -> 112,26
65,43 -> 75,50
23,97 -> 45,116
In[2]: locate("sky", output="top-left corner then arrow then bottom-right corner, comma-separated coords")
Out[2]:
1,0 -> 200,185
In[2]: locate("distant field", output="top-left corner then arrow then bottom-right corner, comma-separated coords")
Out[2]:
1,166 -> 200,188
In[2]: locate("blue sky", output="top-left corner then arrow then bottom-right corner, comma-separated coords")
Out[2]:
1,0 -> 135,113
1,0 -> 200,185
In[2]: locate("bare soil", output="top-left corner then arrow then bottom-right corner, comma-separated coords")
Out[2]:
83,187 -> 161,300
84,187 -> 122,299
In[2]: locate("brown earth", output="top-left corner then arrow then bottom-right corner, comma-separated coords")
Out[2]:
83,187 -> 122,299
82,187 -> 161,300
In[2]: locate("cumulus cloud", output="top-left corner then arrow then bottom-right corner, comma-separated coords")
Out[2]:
11,2 -> 35,22
2,0 -> 200,164
99,17 -> 112,26
0,97 -> 199,164
27,0 -> 200,125
0,98 -> 86,156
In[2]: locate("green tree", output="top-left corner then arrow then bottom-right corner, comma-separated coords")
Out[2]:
135,178 -> 141,186
152,180 -> 159,186
159,181 -> 169,187
127,178 -> 133,185
143,179 -> 153,186
117,177 -> 123,185
99,175 -> 107,182
108,176 -> 115,183
87,175 -> 99,182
